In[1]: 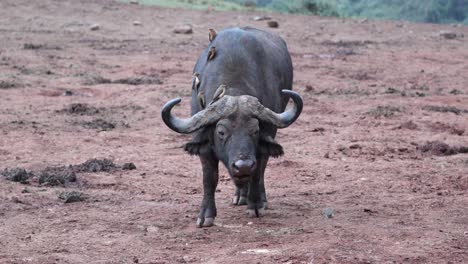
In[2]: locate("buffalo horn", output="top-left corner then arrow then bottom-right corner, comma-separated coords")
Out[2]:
253,90 -> 303,128
161,95 -> 234,134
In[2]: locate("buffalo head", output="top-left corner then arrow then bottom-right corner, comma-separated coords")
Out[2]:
161,87 -> 303,185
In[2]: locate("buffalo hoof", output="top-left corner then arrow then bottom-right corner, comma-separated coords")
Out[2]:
232,195 -> 247,205
196,217 -> 215,228
246,207 -> 265,218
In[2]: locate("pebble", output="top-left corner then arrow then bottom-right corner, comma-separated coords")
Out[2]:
130,0 -> 139,4
90,24 -> 100,31
322,207 -> 334,218
173,24 -> 193,34
133,20 -> 142,26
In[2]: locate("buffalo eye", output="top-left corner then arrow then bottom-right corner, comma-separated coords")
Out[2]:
216,125 -> 228,140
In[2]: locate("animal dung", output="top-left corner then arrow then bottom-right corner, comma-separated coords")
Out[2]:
267,21 -> 279,28
207,46 -> 216,61
209,28 -> 217,42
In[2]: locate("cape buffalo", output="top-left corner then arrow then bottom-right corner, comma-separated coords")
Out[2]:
161,27 -> 303,227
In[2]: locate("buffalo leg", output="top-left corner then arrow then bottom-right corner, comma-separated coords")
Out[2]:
246,156 -> 268,217
259,156 -> 269,209
196,155 -> 219,228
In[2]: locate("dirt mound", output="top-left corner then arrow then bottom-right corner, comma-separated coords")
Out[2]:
427,122 -> 465,136
1,168 -> 33,184
113,76 -> 163,85
80,119 -> 117,131
38,166 -> 77,186
58,191 -> 88,203
73,158 -> 117,173
423,105 -> 467,115
2,159 -> 133,187
0,79 -> 19,89
418,141 -> 468,156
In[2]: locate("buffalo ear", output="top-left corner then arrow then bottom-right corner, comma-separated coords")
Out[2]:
184,128 -> 211,156
259,135 -> 284,158
184,140 -> 210,156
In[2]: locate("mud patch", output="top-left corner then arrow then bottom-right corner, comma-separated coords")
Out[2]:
80,119 -> 117,131
367,106 -> 402,118
82,75 -> 163,86
321,40 -> 376,47
59,103 -> 101,115
82,74 -> 112,85
2,159 -> 134,190
423,105 -> 467,115
0,80 -> 19,89
59,191 -> 87,203
395,121 -> 418,130
23,43 -> 62,50
113,76 -> 163,85
1,168 -> 33,184
427,122 -> 465,136
38,166 -> 77,186
418,141 -> 468,156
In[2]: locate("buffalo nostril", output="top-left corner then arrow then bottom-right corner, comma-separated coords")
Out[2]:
232,160 -> 256,175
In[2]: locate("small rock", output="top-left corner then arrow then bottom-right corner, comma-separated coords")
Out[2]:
146,226 -> 159,233
267,21 -> 279,28
59,191 -> 87,203
349,144 -> 361,149
132,256 -> 139,263
173,25 -> 193,34
90,24 -> 100,31
129,0 -> 139,4
122,163 -> 137,170
322,207 -> 334,218
63,90 -> 73,96
133,21 -> 142,26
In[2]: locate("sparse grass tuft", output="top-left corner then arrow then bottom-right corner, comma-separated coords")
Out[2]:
367,105 -> 402,118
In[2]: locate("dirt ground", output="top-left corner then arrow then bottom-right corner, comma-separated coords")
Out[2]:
0,0 -> 467,263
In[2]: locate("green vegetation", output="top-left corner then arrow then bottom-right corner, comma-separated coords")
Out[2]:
121,0 -> 468,25
336,0 -> 468,24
